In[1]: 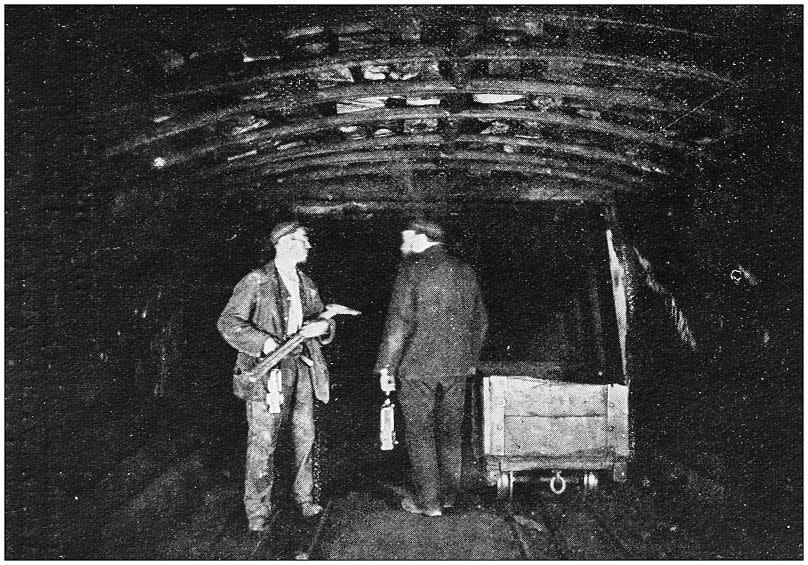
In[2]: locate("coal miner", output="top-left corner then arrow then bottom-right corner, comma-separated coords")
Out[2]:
218,220 -> 335,532
376,219 -> 488,517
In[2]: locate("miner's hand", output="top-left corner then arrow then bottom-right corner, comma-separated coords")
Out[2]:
379,367 -> 396,393
299,319 -> 330,339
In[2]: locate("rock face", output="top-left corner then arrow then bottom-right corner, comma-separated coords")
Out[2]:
98,6 -> 744,209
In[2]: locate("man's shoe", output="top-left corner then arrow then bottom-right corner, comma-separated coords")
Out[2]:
300,501 -> 324,518
401,497 -> 442,517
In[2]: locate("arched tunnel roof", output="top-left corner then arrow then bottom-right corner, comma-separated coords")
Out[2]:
94,5 -> 766,211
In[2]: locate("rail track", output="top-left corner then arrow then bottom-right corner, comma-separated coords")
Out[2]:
248,496 -> 335,560
503,490 -> 657,560
248,467 -> 676,560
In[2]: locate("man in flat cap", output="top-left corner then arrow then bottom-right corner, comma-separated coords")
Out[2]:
376,219 -> 488,517
218,220 -> 335,532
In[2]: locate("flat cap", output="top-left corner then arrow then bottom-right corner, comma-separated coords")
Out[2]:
269,220 -> 303,246
406,218 -> 445,242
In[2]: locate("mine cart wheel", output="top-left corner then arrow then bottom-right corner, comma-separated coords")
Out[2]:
583,471 -> 599,494
496,471 -> 513,501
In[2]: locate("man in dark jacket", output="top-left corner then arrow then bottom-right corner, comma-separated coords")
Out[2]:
376,219 -> 488,517
218,220 -> 335,532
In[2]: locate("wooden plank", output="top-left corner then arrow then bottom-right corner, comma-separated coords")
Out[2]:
262,163 -> 624,197
209,134 -> 671,179
459,47 -> 729,83
109,86 -> 691,158
487,376 -> 507,456
535,13 -> 713,39
606,384 -> 630,457
164,78 -> 685,117
154,45 -> 729,102
502,378 -> 607,417
466,79 -> 673,111
454,134 -> 670,174
504,416 -> 607,457
482,375 -> 491,456
457,108 -> 689,150
288,199 -> 603,215
261,150 -> 644,187
211,134 -> 445,173
498,454 -> 616,473
106,107 -> 447,157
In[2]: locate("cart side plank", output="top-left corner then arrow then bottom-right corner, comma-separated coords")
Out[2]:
504,415 -> 608,456
482,373 -> 491,455
488,376 -> 507,456
607,384 -> 630,457
505,379 -> 607,417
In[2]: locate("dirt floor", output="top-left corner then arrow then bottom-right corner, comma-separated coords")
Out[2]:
9,364 -> 793,561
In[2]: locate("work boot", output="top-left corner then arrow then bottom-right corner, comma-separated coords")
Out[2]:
401,497 -> 442,517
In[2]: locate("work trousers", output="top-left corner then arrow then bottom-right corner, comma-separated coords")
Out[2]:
244,358 -> 315,529
399,377 -> 467,511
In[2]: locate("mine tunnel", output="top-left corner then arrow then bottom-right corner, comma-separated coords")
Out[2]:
5,5 -> 802,560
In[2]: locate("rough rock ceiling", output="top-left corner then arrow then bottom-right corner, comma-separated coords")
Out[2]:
104,7 -> 745,210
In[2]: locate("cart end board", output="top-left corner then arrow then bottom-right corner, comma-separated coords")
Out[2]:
483,375 -> 630,468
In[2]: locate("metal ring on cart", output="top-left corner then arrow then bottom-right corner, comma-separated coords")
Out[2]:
549,471 -> 567,495
496,471 -> 513,500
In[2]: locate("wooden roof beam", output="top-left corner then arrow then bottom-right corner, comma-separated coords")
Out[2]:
456,108 -> 689,150
143,104 -> 691,168
207,133 -> 669,177
109,107 -> 448,158
288,194 -> 609,215
155,47 -> 733,101
246,78 -> 689,115
270,173 -> 615,204
254,149 -> 647,187
206,134 -> 445,175
261,162 -> 631,193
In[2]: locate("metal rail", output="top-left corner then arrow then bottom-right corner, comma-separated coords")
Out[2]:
583,498 -> 678,560
295,498 -> 334,560
249,509 -> 281,558
248,496 -> 335,560
505,488 -> 647,560
587,505 -> 638,559
535,499 -> 573,559
503,503 -> 535,560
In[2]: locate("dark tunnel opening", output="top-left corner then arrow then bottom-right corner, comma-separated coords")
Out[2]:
192,204 -> 629,502
288,204 -> 624,387
184,206 -> 624,437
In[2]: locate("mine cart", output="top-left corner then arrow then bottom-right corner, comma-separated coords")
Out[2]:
472,216 -> 633,499
479,364 -> 630,499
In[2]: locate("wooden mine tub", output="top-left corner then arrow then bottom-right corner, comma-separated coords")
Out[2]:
477,362 -> 629,498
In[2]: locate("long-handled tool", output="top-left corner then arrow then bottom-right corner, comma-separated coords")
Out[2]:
244,303 -> 360,385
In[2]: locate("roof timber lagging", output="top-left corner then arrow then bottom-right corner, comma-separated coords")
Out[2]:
104,7 -> 745,204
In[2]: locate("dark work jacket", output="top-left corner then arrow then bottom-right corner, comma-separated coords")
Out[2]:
217,263 -> 335,403
375,245 -> 488,380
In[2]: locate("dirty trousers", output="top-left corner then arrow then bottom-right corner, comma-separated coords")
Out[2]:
244,358 -> 315,527
399,377 -> 466,510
